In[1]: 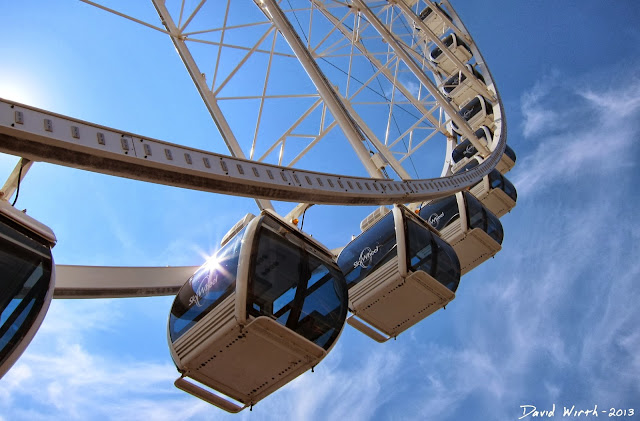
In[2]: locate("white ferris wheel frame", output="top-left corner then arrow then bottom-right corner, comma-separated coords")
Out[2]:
0,0 -> 508,297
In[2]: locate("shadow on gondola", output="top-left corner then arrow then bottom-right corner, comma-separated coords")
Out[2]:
337,205 -> 460,342
168,210 -> 348,413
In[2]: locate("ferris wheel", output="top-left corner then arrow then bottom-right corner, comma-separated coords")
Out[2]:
0,0 -> 516,413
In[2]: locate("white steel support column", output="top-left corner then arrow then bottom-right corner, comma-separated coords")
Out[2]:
257,0 -> 385,179
151,0 -> 275,211
0,158 -> 32,202
351,0 -> 490,156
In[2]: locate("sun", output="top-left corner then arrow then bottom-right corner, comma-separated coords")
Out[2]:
0,71 -> 47,106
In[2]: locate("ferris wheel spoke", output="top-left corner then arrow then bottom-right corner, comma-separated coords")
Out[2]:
40,0 -> 507,210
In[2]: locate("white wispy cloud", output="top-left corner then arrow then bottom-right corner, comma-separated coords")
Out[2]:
520,70 -> 561,138
392,66 -> 640,420
511,71 -> 640,197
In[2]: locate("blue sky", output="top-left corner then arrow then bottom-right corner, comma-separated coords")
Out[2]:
1,1 -> 640,420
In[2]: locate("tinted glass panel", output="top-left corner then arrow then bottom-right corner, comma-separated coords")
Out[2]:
487,170 -> 518,202
169,226 -> 245,342
472,66 -> 486,84
502,176 -> 517,202
430,34 -> 454,60
337,212 -> 397,288
419,195 -> 460,232
464,192 -> 504,244
431,235 -> 461,291
452,139 -> 476,163
459,97 -> 482,121
0,217 -> 53,374
405,214 -> 460,292
248,216 -> 347,350
504,145 -> 516,162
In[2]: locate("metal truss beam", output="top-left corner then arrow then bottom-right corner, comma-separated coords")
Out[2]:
352,0 -> 490,156
0,98 -> 502,205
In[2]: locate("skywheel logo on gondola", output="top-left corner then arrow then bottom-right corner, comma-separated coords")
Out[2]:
353,245 -> 381,269
427,211 -> 445,228
189,272 -> 219,307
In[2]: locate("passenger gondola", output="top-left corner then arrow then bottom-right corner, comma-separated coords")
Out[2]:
337,205 -> 460,343
429,33 -> 473,76
451,95 -> 494,136
452,157 -> 516,216
0,200 -> 56,379
416,2 -> 452,36
451,126 -> 492,173
495,143 -> 516,174
469,169 -> 517,217
451,127 -> 516,175
168,210 -> 348,413
442,64 -> 486,107
419,192 -> 502,275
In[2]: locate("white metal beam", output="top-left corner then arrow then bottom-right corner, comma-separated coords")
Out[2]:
0,98 -> 501,205
0,158 -> 32,202
54,265 -> 199,298
257,0 -> 384,179
151,0 -> 275,212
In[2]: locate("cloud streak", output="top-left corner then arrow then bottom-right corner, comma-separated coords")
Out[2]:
511,69 -> 640,197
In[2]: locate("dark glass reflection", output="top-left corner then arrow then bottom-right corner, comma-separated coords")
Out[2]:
337,212 -> 397,288
419,195 -> 460,232
405,214 -> 460,291
504,145 -> 517,163
465,193 -> 504,244
0,216 -> 53,372
487,170 -> 518,202
247,216 -> 347,351
459,97 -> 484,121
452,97 -> 493,134
169,227 -> 245,342
452,127 -> 492,163
443,66 -> 485,95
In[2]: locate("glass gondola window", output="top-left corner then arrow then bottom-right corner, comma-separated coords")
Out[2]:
465,193 -> 504,244
460,97 -> 483,121
452,139 -> 476,163
168,226 -> 246,342
247,217 -> 347,350
0,217 -> 53,370
405,216 -> 460,291
504,145 -> 517,163
419,195 -> 460,232
337,211 -> 397,288
488,170 -> 518,202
